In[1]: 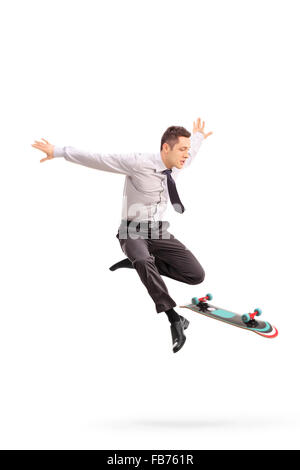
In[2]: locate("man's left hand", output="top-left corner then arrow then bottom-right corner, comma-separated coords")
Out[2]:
193,117 -> 213,139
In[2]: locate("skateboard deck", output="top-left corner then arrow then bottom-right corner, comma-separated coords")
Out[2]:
180,294 -> 278,338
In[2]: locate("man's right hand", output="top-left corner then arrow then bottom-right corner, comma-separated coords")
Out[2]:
31,138 -> 54,163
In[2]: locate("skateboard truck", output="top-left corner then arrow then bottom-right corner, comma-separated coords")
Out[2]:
191,293 -> 213,312
242,308 -> 262,328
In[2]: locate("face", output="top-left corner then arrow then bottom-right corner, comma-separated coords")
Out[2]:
162,136 -> 191,169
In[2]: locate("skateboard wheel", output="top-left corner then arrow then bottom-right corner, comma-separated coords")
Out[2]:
192,297 -> 199,305
242,313 -> 250,323
206,293 -> 213,301
254,308 -> 262,316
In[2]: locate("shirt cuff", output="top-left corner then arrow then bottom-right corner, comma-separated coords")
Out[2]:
195,131 -> 205,141
53,146 -> 65,158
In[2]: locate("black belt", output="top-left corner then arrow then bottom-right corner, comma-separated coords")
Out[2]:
121,220 -> 170,232
117,220 -> 170,239
125,220 -> 163,228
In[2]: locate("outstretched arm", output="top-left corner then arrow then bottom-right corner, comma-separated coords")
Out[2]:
31,138 -> 141,176
183,117 -> 213,170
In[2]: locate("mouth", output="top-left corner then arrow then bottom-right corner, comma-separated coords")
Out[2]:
180,160 -> 185,165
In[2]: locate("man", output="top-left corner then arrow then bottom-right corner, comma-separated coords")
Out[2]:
31,117 -> 213,353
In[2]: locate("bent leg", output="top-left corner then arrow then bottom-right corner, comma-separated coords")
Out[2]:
149,233 -> 205,285
117,235 -> 177,313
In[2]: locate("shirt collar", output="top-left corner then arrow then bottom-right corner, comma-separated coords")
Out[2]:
153,151 -> 169,172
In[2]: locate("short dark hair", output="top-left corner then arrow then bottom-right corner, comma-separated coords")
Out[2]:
160,126 -> 191,151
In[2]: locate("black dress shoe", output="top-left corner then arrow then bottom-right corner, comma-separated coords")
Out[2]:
179,315 -> 190,330
109,258 -> 134,271
170,320 -> 186,353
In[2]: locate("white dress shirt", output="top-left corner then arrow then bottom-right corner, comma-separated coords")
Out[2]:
53,131 -> 204,223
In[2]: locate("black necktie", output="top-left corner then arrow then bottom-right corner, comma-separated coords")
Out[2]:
162,169 -> 185,214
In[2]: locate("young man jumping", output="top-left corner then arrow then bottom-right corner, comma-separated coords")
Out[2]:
32,117 -> 213,353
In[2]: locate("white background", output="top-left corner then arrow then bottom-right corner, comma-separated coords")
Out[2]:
0,0 -> 299,450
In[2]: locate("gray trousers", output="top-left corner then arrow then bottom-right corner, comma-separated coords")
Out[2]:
116,220 -> 205,313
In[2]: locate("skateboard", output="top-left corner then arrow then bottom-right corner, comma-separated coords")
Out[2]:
180,294 -> 278,338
